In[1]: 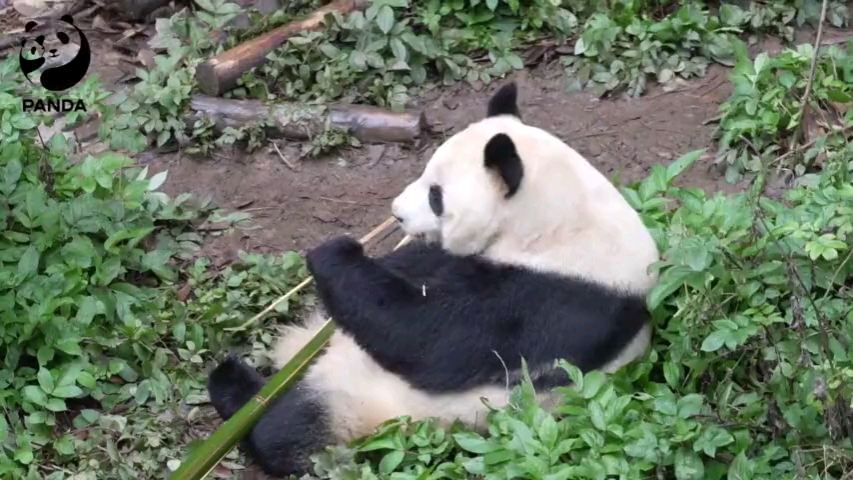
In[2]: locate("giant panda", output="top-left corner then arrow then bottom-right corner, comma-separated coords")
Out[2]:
206,82 -> 660,478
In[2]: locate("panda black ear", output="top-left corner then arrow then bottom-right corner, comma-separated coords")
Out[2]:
486,82 -> 521,119
25,21 -> 38,32
60,15 -> 74,25
484,133 -> 524,198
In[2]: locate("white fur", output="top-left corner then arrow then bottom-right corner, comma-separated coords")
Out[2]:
392,114 -> 659,295
270,112 -> 660,443
272,309 -> 527,440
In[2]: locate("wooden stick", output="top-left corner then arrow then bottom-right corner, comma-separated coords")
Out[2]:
225,216 -> 396,332
195,0 -> 369,96
188,95 -> 427,144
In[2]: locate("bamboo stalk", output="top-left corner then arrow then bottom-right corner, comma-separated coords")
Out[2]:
224,216 -> 396,332
169,217 -> 404,479
394,234 -> 412,250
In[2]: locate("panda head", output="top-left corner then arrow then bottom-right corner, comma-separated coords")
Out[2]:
391,83 -> 529,255
393,82 -> 601,255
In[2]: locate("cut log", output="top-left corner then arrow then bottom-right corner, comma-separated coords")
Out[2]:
188,95 -> 427,144
195,0 -> 369,96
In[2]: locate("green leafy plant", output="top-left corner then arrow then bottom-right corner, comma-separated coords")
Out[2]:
0,122 -> 299,477
714,38 -> 853,183
96,0 -> 243,154
563,0 -> 849,99
564,1 -> 740,98
719,0 -> 850,41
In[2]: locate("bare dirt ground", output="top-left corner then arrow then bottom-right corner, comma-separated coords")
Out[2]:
144,63 -> 742,264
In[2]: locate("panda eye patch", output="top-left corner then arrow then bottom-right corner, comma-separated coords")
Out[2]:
428,185 -> 444,216
57,32 -> 70,43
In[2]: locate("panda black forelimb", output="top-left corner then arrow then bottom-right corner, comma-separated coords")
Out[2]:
305,235 -> 650,395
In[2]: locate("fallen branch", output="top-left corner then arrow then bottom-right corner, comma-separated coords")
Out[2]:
188,95 -> 427,144
195,0 -> 369,96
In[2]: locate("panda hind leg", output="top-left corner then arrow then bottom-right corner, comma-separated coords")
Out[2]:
207,356 -> 333,477
243,380 -> 334,477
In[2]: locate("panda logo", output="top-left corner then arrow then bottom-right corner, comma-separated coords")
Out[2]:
18,15 -> 91,92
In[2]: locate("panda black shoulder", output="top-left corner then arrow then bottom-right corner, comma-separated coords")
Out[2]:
304,236 -> 650,394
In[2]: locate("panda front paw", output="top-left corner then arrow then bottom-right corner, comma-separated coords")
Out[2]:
306,235 -> 365,278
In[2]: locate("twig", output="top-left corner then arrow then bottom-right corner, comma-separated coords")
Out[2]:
225,216 -> 397,332
790,0 -> 829,150
771,123 -> 853,167
702,113 -> 723,125
271,141 -> 299,172
570,130 -> 615,141
311,196 -> 382,206
240,207 -> 276,213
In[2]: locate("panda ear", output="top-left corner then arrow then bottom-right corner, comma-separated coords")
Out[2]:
486,82 -> 521,119
60,14 -> 74,25
25,21 -> 38,32
484,133 -> 524,198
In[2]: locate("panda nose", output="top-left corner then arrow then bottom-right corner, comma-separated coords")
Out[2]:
49,49 -> 57,54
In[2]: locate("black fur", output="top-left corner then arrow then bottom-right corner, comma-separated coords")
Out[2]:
428,184 -> 444,216
305,236 -> 650,394
207,355 -> 332,477
484,133 -> 524,198
206,238 -> 650,476
486,82 -> 521,118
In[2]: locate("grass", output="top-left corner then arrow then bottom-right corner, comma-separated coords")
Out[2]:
1,0 -> 853,478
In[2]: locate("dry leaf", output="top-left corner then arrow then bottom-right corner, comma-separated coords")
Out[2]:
137,48 -> 156,69
829,101 -> 850,118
